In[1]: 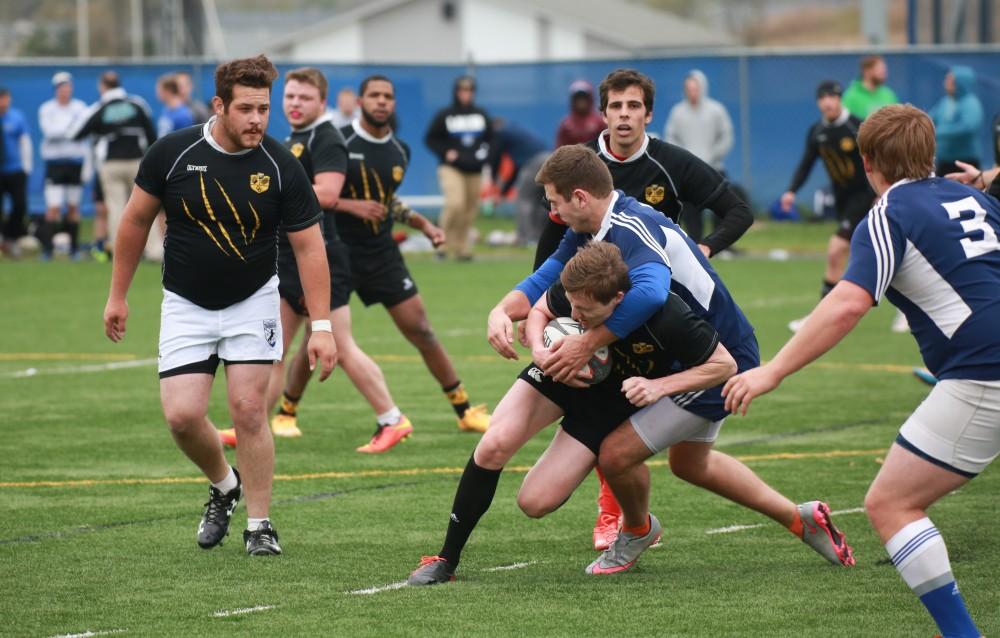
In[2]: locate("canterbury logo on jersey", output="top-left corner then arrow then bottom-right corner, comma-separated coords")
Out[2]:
180,172 -> 261,261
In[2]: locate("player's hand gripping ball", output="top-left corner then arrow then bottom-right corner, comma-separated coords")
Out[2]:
542,317 -> 612,384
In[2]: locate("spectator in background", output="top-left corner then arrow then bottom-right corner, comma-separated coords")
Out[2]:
842,55 -> 899,120
487,117 -> 550,245
38,72 -> 89,260
555,80 -> 604,147
425,75 -> 493,261
0,87 -> 32,258
174,71 -> 211,124
329,86 -> 359,129
156,74 -> 195,136
69,71 -> 157,260
929,66 -> 983,176
665,69 -> 735,244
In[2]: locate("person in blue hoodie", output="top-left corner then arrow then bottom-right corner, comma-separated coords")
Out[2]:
929,66 -> 983,176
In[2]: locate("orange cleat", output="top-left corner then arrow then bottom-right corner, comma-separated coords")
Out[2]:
218,428 -> 237,448
356,416 -> 413,453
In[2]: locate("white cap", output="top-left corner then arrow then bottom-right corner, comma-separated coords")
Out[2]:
52,71 -> 73,87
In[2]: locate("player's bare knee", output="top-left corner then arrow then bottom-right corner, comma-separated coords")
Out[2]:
404,320 -> 437,349
473,436 -> 512,469
863,486 -> 890,528
670,457 -> 708,484
162,406 -> 203,436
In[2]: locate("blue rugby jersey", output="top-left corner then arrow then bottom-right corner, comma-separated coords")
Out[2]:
843,177 -> 1000,380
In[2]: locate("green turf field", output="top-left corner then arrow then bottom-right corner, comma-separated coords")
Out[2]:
1,220 -> 996,637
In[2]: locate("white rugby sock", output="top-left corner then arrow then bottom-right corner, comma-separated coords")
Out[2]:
886,517 -> 951,591
246,517 -> 269,532
212,466 -> 238,494
376,407 -> 402,426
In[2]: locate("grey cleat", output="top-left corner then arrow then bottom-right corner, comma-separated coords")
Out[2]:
798,501 -> 855,566
244,520 -> 282,556
197,468 -> 242,549
585,513 -> 662,575
408,556 -> 456,585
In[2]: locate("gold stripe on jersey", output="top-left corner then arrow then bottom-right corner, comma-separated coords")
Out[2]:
247,202 -> 261,243
819,147 -> 855,186
360,160 -> 372,199
368,166 -> 387,234
182,198 -> 229,256
214,177 -> 249,245
348,183 -> 358,199
199,173 -> 245,261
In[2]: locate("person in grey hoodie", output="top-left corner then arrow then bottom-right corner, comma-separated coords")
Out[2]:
664,70 -> 736,244
929,65 -> 983,176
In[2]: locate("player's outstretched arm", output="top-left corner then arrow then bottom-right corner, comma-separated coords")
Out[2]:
722,280 -> 873,415
487,290 -> 532,360
623,342 -> 737,408
287,224 -> 339,380
104,186 -> 162,343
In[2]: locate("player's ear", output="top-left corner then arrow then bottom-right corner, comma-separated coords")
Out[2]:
613,291 -> 625,306
211,96 -> 224,116
644,109 -> 652,125
572,188 -> 587,207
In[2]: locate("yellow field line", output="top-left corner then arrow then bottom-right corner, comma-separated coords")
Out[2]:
0,353 -> 138,362
0,448 -> 885,490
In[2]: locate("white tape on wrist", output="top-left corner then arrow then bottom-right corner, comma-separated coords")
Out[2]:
311,319 -> 332,333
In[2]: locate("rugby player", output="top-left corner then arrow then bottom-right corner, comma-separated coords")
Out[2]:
724,104 -> 1000,638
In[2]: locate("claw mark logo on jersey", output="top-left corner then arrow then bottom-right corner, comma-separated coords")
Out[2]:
632,342 -> 654,355
263,319 -> 278,347
840,137 -> 855,153
250,173 -> 271,194
290,143 -> 304,159
644,184 -> 665,205
181,173 -> 260,261
392,165 -> 404,182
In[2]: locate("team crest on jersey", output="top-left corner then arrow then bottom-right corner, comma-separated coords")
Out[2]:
392,165 -> 404,182
250,173 -> 271,194
263,319 -> 278,347
290,142 -> 304,158
840,137 -> 855,152
645,184 -> 665,205
632,342 -> 654,355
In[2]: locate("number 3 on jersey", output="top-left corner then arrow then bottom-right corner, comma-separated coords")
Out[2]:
942,196 -> 1000,259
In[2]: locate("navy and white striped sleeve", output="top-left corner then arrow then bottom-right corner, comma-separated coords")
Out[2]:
842,197 -> 905,305
608,211 -> 671,270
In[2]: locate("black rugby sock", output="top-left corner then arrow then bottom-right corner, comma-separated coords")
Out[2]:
439,455 -> 502,567
65,220 -> 80,254
820,279 -> 837,298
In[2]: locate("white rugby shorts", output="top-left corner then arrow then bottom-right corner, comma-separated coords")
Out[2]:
44,183 -> 83,208
158,275 -> 282,376
630,396 -> 724,454
898,378 -> 1000,476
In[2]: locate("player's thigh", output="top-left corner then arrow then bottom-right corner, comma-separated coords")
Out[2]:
160,371 -> 215,425
474,379 -> 563,467
623,397 -> 722,461
223,362 -> 272,420
518,427 -> 596,517
867,442 -> 969,515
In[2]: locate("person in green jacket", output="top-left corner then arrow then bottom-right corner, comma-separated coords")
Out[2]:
842,55 -> 898,120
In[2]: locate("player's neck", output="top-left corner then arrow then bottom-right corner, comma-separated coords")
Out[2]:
209,118 -> 246,153
359,118 -> 390,140
607,133 -> 643,160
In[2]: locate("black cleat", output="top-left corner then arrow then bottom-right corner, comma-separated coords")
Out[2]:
197,468 -> 242,549
244,521 -> 282,556
407,555 -> 456,585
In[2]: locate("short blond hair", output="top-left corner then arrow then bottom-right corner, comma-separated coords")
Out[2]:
857,104 -> 935,184
535,145 -> 613,201
285,67 -> 328,101
560,242 -> 632,304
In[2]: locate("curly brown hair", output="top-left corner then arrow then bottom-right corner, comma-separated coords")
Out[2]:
214,54 -> 278,108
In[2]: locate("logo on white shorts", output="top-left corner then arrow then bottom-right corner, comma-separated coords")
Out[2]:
263,319 -> 278,348
527,367 -> 543,383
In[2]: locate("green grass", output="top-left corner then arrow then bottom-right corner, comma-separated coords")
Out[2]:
1,220 -> 996,637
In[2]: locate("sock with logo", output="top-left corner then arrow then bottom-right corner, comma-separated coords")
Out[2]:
212,466 -> 238,495
443,381 -> 471,418
885,517 -> 980,638
439,455 -> 502,567
376,407 -> 402,426
277,391 -> 300,417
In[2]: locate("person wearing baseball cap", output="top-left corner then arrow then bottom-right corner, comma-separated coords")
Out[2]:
782,79 -> 875,333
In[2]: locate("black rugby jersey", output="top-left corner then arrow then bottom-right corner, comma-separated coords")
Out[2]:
545,283 -> 719,387
587,133 -> 752,255
134,118 -> 321,310
337,121 -> 410,253
283,115 -> 348,249
787,109 -> 873,202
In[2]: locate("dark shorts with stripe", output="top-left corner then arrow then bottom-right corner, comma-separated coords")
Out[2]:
278,239 -> 353,315
835,189 -> 875,240
347,243 -> 418,308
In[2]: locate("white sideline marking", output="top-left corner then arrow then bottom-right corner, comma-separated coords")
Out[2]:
211,605 -> 276,618
483,560 -> 537,572
348,581 -> 409,595
705,507 -> 867,535
49,630 -> 127,638
3,358 -> 157,379
348,560 -> 539,595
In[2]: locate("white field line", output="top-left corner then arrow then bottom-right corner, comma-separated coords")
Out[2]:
705,506 -> 867,535
3,358 -> 157,379
211,604 -> 276,618
48,630 -> 127,638
348,560 -> 539,595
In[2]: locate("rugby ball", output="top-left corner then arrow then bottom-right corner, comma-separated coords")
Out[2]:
542,317 -> 612,384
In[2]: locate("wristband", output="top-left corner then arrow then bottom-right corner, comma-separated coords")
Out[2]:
311,319 -> 332,333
